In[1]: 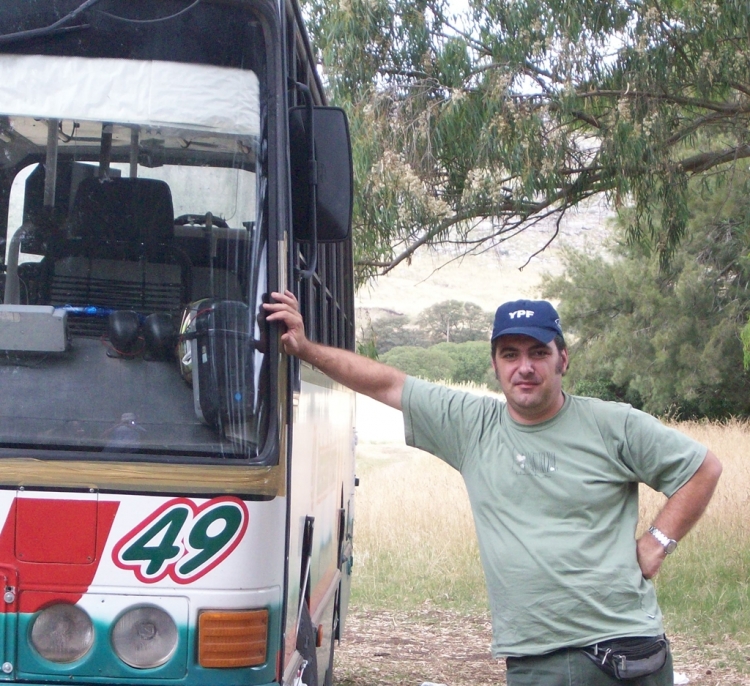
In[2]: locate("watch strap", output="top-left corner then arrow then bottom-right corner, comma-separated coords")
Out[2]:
648,526 -> 677,554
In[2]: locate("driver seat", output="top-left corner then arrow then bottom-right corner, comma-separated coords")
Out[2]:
69,177 -> 175,260
45,178 -> 191,337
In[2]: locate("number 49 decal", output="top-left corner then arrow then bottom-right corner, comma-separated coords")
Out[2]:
113,497 -> 248,584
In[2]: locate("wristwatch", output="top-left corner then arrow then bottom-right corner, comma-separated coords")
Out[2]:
648,526 -> 678,554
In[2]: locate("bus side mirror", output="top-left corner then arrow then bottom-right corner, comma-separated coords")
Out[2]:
289,106 -> 353,243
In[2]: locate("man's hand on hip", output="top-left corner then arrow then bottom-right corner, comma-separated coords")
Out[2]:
636,532 -> 667,579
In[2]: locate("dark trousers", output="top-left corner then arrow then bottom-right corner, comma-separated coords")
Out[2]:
506,645 -> 674,686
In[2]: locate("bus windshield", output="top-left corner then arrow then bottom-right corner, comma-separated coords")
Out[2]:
0,49 -> 270,461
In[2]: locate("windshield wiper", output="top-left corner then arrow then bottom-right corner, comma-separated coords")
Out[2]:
0,0 -> 103,46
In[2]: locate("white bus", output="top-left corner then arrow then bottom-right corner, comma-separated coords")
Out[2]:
0,2 -> 356,685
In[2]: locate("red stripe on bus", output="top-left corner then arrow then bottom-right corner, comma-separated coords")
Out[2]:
0,497 -> 119,612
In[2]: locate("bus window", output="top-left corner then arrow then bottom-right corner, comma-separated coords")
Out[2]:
0,55 -> 270,462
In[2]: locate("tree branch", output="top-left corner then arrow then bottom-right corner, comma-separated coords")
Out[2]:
519,211 -> 564,270
729,81 -> 750,98
357,205 -> 493,273
661,110 -> 735,149
355,169 -> 606,274
378,67 -> 430,80
651,0 -> 699,81
438,20 -> 490,56
580,90 -> 749,114
680,145 -> 750,174
569,109 -> 602,128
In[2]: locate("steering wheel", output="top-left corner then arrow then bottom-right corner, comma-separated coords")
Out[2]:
174,213 -> 229,229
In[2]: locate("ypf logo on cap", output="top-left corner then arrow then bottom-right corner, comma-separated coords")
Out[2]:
492,300 -> 562,344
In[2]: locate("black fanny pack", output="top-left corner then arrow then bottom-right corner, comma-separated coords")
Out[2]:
581,635 -> 669,680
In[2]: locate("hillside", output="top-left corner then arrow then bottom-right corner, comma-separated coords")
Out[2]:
355,199 -> 614,323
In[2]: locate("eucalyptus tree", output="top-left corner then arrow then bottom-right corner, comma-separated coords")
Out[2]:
304,0 -> 750,284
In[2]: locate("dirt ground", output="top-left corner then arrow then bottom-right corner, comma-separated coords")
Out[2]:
334,606 -> 750,686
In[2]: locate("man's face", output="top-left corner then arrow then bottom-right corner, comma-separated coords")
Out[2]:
491,334 -> 568,424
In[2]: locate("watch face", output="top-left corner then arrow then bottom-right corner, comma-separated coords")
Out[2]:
665,540 -> 678,554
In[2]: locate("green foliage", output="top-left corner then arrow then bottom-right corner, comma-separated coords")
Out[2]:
360,300 -> 495,383
356,338 -> 379,360
433,341 -> 492,384
380,345 -> 456,381
381,340 -> 492,385
366,312 -> 430,353
742,320 -> 750,371
542,173 -> 750,418
304,0 -> 750,283
570,378 -> 638,406
359,300 -> 493,355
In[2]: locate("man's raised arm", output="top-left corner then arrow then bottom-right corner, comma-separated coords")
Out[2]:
263,290 -> 406,410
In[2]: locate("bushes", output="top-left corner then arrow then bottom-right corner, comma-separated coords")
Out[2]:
542,183 -> 750,419
433,341 -> 492,384
359,300 -> 496,384
380,346 -> 456,381
381,340 -> 493,385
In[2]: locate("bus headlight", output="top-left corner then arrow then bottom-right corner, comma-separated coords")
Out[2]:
31,604 -> 94,663
111,606 -> 178,669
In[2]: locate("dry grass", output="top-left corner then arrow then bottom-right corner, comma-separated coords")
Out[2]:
344,419 -> 750,683
352,442 -> 486,611
644,420 -> 750,672
639,420 -> 750,534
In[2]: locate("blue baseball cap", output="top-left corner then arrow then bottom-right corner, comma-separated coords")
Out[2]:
491,300 -> 563,344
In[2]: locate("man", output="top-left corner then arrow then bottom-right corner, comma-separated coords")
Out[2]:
265,291 -> 722,686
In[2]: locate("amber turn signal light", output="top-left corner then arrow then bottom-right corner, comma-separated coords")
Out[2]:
198,609 -> 268,668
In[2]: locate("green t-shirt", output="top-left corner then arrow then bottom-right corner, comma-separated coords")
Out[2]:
402,377 -> 706,658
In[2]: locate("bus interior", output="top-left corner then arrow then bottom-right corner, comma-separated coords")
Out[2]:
0,56 -> 270,462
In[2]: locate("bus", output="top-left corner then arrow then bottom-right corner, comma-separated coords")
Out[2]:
0,2 -> 356,686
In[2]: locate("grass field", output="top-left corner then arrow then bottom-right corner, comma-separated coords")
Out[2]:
347,419 -> 750,679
